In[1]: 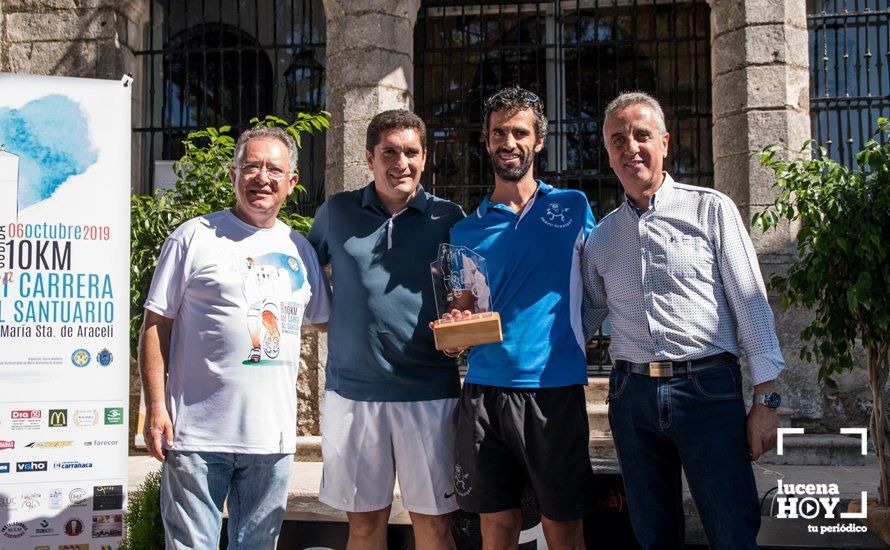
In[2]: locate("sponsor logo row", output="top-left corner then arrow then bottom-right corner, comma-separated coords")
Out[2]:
6,408 -> 123,430
0,459 -> 124,474
2,514 -> 122,542
0,440 -> 120,450
0,485 -> 123,513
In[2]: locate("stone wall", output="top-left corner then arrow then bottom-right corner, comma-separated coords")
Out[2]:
0,0 -> 145,78
709,0 -> 878,429
709,0 -> 821,419
297,327 -> 327,436
322,0 -> 420,195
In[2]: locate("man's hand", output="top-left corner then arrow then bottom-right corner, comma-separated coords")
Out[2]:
139,309 -> 175,463
144,405 -> 174,462
747,403 -> 779,461
428,309 -> 472,356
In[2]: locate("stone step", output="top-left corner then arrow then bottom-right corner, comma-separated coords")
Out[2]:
296,435 -> 322,462
585,376 -> 609,404
589,435 -> 617,459
757,434 -> 867,466
587,403 -> 610,436
775,406 -> 793,428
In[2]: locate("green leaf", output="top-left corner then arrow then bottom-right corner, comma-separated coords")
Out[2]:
755,119 -> 890,390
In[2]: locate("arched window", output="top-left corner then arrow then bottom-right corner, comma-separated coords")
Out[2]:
162,24 -> 274,160
135,0 -> 327,215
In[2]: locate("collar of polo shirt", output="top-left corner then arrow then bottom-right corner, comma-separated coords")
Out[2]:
477,179 -> 553,216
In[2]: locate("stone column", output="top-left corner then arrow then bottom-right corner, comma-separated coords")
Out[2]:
322,0 -> 420,195
0,2 -> 5,70
297,327 -> 328,436
709,0 -> 819,417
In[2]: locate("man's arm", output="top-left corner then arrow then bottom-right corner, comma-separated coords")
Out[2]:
748,380 -> 779,460
307,262 -> 330,332
581,234 -> 609,342
139,309 -> 175,462
714,197 -> 785,460
305,202 -> 332,333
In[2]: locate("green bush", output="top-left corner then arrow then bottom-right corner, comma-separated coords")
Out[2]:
755,117 -> 890,506
119,468 -> 164,549
129,112 -> 330,357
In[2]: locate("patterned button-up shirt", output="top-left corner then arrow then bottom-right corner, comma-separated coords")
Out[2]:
582,173 -> 785,385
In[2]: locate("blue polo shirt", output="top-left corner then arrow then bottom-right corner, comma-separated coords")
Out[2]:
450,181 -> 595,388
308,183 -> 465,402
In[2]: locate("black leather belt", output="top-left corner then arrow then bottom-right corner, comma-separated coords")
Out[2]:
613,352 -> 738,378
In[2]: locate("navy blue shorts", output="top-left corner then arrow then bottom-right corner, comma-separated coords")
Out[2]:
453,383 -> 596,521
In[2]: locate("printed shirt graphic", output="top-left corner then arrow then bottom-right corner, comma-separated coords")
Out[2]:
144,210 -> 330,454
241,253 -> 308,363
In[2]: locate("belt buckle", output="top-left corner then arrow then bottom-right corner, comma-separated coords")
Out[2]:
648,361 -> 674,377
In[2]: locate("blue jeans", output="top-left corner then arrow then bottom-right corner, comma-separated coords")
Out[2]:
161,451 -> 292,549
608,362 -> 760,550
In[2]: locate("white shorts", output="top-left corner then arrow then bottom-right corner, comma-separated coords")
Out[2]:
318,391 -> 459,515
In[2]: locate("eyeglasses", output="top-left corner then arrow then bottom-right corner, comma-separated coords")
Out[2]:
238,163 -> 289,181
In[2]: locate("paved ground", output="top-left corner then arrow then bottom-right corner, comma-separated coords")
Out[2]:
129,454 -> 884,527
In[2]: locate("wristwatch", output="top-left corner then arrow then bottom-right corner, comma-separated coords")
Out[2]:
754,392 -> 782,410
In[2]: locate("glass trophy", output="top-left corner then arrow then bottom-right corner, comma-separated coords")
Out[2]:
430,244 -> 503,350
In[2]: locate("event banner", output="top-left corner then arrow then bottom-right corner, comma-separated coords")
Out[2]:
0,74 -> 130,549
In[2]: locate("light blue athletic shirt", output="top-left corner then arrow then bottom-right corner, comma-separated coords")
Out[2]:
450,181 -> 595,388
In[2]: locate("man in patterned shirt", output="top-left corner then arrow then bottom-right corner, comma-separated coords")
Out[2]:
582,91 -> 785,549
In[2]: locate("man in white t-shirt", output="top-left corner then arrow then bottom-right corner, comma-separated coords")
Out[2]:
139,126 -> 330,549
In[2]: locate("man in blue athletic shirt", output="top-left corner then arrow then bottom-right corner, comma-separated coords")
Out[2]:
446,86 -> 597,549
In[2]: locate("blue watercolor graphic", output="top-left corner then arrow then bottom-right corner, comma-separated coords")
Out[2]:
0,94 -> 97,210
252,252 -> 306,291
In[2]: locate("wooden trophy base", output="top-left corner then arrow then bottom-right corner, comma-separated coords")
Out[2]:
432,312 -> 503,350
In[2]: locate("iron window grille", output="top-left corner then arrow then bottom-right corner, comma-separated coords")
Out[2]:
134,0 -> 327,216
808,0 -> 889,166
415,0 -> 713,373
415,0 -> 712,220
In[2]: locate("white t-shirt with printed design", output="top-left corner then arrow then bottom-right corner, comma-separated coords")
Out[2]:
145,210 -> 330,454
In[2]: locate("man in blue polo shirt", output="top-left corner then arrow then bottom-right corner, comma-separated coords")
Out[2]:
447,87 -> 596,549
308,110 -> 464,549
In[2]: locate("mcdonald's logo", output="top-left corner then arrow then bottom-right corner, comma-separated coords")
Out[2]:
48,409 -> 67,427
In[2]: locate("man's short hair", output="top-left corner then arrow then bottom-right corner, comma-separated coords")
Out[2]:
366,110 -> 427,152
603,91 -> 667,136
234,126 -> 298,169
482,86 -> 548,141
